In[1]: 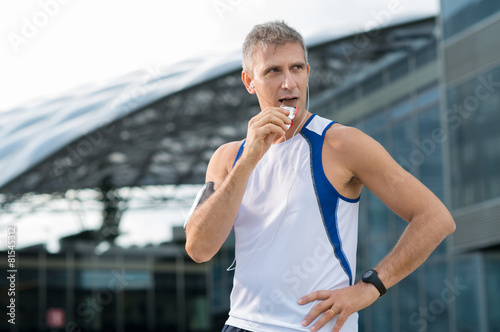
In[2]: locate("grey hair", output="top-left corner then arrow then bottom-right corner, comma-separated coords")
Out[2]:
242,20 -> 308,75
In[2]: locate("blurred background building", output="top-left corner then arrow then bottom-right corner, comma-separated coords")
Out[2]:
0,4 -> 499,332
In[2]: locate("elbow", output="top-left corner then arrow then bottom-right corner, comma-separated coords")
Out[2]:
446,214 -> 456,235
186,249 -> 212,264
185,238 -> 214,264
440,210 -> 456,237
184,222 -> 222,263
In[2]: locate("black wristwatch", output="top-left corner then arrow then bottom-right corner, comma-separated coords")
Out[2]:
362,269 -> 387,297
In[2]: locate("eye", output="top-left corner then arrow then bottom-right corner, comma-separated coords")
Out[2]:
268,67 -> 279,74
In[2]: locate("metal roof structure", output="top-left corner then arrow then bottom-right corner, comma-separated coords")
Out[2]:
0,16 -> 437,209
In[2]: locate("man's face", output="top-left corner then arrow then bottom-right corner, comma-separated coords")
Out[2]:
250,42 -> 310,112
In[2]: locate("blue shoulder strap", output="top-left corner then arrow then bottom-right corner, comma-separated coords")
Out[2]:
232,140 -> 246,168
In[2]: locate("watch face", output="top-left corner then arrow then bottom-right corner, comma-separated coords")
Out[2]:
363,270 -> 373,278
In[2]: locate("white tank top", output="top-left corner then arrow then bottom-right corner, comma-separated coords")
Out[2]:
226,114 -> 360,331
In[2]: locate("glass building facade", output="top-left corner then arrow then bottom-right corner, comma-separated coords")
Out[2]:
446,65 -> 500,209
314,6 -> 500,328
439,0 -> 500,331
314,37 -> 457,331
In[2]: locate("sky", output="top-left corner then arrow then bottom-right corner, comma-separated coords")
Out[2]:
0,0 -> 438,112
0,0 -> 439,249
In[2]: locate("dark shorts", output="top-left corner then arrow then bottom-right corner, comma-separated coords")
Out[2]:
222,325 -> 252,332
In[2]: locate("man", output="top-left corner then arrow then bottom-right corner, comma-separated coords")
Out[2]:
184,21 -> 455,332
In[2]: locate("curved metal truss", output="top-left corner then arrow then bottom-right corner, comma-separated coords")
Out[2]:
0,17 -> 436,222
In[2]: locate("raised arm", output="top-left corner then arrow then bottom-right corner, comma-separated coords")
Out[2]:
299,126 -> 455,332
184,142 -> 250,263
184,107 -> 292,263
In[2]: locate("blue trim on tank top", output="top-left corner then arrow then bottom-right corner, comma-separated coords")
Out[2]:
232,140 -> 246,168
300,117 -> 355,285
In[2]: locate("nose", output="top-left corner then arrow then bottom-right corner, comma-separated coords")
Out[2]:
281,70 -> 297,91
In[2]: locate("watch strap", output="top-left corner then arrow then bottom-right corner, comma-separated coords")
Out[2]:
362,269 -> 387,297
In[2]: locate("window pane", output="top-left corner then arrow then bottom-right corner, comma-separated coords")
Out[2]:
442,0 -> 500,39
417,85 -> 440,109
362,74 -> 384,96
364,109 -> 386,132
389,59 -> 409,82
185,273 -> 209,331
416,46 -> 437,68
370,294 -> 393,330
425,261 -> 450,332
366,190 -> 390,235
446,65 -> 500,208
368,239 -> 392,268
154,273 -> 178,329
75,268 -> 121,331
390,98 -> 413,120
337,88 -> 357,108
454,254 -> 481,332
418,106 -> 444,200
123,270 -> 151,332
392,118 -> 414,173
485,252 -> 500,331
16,267 -> 39,331
399,271 -> 420,332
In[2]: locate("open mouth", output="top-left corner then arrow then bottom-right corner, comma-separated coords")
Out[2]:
279,97 -> 298,107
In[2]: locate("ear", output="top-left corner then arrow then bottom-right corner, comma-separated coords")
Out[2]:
306,63 -> 310,82
242,70 -> 256,94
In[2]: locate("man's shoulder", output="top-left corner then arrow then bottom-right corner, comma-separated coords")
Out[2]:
216,140 -> 244,157
206,140 -> 245,183
303,115 -> 366,150
324,123 -> 367,151
211,140 -> 245,166
323,123 -> 392,171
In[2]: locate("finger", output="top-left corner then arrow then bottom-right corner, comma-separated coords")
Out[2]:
266,110 -> 293,125
264,105 -> 292,115
331,312 -> 349,332
275,106 -> 293,117
301,299 -> 334,327
254,123 -> 286,137
258,108 -> 292,125
252,116 -> 290,132
298,290 -> 331,305
309,307 -> 338,332
249,113 -> 287,131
